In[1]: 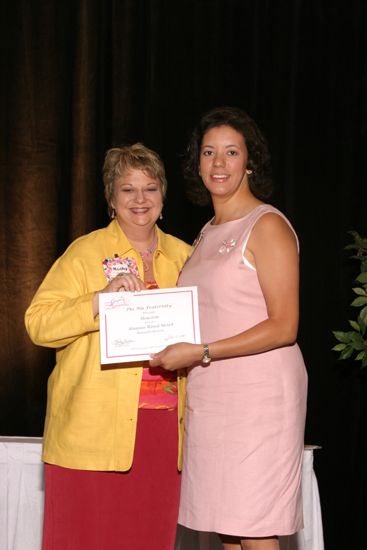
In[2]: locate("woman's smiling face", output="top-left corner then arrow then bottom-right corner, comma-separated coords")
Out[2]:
199,125 -> 249,200
111,168 -> 163,231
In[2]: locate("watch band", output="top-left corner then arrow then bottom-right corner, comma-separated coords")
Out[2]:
202,343 -> 211,365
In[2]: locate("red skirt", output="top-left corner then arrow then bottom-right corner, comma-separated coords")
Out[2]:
42,409 -> 181,550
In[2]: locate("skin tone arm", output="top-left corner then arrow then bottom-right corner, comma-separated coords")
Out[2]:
149,213 -> 300,371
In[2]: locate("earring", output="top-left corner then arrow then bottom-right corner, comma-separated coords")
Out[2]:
159,212 -> 163,220
246,169 -> 253,176
111,208 -> 116,219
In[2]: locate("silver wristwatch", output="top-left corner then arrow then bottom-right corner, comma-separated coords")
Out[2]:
202,343 -> 211,365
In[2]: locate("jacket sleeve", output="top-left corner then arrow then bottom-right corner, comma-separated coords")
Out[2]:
25,250 -> 100,349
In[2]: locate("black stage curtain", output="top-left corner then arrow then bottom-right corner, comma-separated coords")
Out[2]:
0,1 -> 366,548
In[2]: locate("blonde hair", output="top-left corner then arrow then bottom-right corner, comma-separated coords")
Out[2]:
103,143 -> 167,217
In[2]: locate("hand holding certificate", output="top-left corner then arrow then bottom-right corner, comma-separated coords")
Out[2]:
99,286 -> 201,364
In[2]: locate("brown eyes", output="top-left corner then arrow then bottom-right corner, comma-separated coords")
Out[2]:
201,150 -> 238,157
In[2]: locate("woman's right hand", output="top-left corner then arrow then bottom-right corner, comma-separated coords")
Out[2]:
92,274 -> 146,316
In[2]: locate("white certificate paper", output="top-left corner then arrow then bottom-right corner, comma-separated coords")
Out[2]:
99,286 -> 201,364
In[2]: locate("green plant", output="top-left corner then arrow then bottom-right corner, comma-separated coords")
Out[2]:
332,231 -> 367,368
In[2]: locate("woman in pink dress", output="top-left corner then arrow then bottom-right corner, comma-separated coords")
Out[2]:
150,107 -> 308,550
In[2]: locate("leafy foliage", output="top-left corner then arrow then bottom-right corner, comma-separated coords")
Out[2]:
332,231 -> 367,368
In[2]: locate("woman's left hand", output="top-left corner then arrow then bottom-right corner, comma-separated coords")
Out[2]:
149,342 -> 202,371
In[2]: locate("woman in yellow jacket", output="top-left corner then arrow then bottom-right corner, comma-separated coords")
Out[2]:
25,143 -> 191,550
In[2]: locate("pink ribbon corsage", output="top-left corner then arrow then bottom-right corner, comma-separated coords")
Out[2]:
218,239 -> 237,254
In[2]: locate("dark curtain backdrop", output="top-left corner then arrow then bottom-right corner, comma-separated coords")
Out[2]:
1,1 -> 366,548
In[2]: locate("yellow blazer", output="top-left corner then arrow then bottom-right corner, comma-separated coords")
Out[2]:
25,220 -> 192,471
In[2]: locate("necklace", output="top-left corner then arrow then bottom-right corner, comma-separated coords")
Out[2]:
138,232 -> 158,272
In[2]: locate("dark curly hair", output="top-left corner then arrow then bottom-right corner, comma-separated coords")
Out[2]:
183,106 -> 273,205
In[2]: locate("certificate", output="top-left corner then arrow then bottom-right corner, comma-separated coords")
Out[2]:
99,286 -> 201,364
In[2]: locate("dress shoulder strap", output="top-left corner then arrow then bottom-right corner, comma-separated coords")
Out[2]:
240,205 -> 299,268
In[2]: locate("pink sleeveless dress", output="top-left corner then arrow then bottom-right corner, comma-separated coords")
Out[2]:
178,204 -> 308,537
